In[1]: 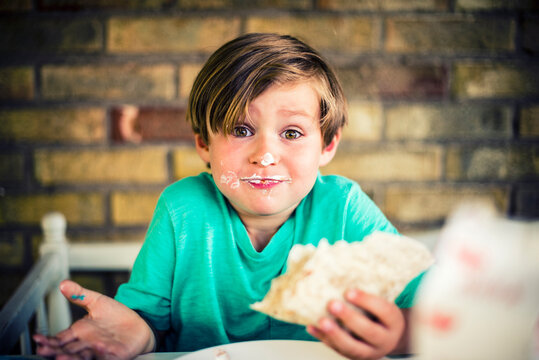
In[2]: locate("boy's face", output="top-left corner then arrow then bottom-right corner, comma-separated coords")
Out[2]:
195,81 -> 340,225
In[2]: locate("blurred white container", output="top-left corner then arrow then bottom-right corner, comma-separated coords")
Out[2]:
412,203 -> 539,360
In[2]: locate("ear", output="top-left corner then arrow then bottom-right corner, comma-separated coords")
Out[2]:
194,134 -> 211,164
319,128 -> 341,167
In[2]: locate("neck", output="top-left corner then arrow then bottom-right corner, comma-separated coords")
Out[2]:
238,210 -> 294,252
247,228 -> 276,252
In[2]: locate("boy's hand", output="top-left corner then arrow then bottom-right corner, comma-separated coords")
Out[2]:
306,289 -> 406,360
34,280 -> 155,360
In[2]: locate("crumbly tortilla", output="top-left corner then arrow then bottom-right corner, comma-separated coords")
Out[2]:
251,232 -> 434,326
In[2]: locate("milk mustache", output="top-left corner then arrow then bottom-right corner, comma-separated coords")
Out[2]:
412,204 -> 539,360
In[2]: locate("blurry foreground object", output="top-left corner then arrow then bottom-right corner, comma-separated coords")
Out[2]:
412,203 -> 539,360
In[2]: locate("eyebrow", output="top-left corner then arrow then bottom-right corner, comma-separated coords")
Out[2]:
277,108 -> 314,118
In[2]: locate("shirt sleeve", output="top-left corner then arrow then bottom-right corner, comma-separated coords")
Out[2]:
115,191 -> 176,331
394,270 -> 427,308
343,182 -> 399,241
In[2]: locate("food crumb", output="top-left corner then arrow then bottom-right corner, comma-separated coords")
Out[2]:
214,348 -> 230,360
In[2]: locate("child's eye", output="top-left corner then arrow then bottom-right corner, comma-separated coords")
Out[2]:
232,125 -> 253,137
282,129 -> 302,140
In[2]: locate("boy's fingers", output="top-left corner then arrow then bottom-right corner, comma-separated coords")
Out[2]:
34,333 -> 62,347
56,327 -> 79,345
36,345 -> 60,357
345,289 -> 394,327
63,339 -> 91,354
79,348 -> 95,360
33,333 -> 48,344
59,279 -> 101,312
311,318 -> 374,359
327,300 -> 386,347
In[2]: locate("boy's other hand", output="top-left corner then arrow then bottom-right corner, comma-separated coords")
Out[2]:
34,279 -> 155,360
306,289 -> 406,360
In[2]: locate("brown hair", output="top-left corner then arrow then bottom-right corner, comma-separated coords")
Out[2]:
187,33 -> 347,147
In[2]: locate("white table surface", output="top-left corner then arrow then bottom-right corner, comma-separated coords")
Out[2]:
136,352 -> 415,360
134,339 -> 417,360
136,353 -> 189,360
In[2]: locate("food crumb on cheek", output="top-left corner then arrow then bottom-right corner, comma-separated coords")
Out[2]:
220,171 -> 240,189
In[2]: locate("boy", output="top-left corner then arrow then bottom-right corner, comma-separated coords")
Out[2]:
35,33 -> 421,360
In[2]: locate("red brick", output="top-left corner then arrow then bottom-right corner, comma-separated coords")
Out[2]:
111,106 -> 192,143
337,63 -> 447,100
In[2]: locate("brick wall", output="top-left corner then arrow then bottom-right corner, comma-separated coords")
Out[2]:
1,0 -> 538,305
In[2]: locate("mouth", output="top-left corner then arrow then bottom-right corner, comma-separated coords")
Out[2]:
239,175 -> 292,187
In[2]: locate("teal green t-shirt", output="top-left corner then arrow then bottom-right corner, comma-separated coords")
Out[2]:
115,172 -> 422,351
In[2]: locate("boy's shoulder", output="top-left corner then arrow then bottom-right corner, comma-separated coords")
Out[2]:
307,174 -> 365,209
315,173 -> 361,193
160,172 -> 217,204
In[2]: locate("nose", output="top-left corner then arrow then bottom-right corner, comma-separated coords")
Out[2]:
248,136 -> 278,167
260,152 -> 275,166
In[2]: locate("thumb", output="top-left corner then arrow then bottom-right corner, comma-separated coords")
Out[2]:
59,279 -> 103,312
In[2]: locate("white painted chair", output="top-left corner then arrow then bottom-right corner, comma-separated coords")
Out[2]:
0,212 -> 141,355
